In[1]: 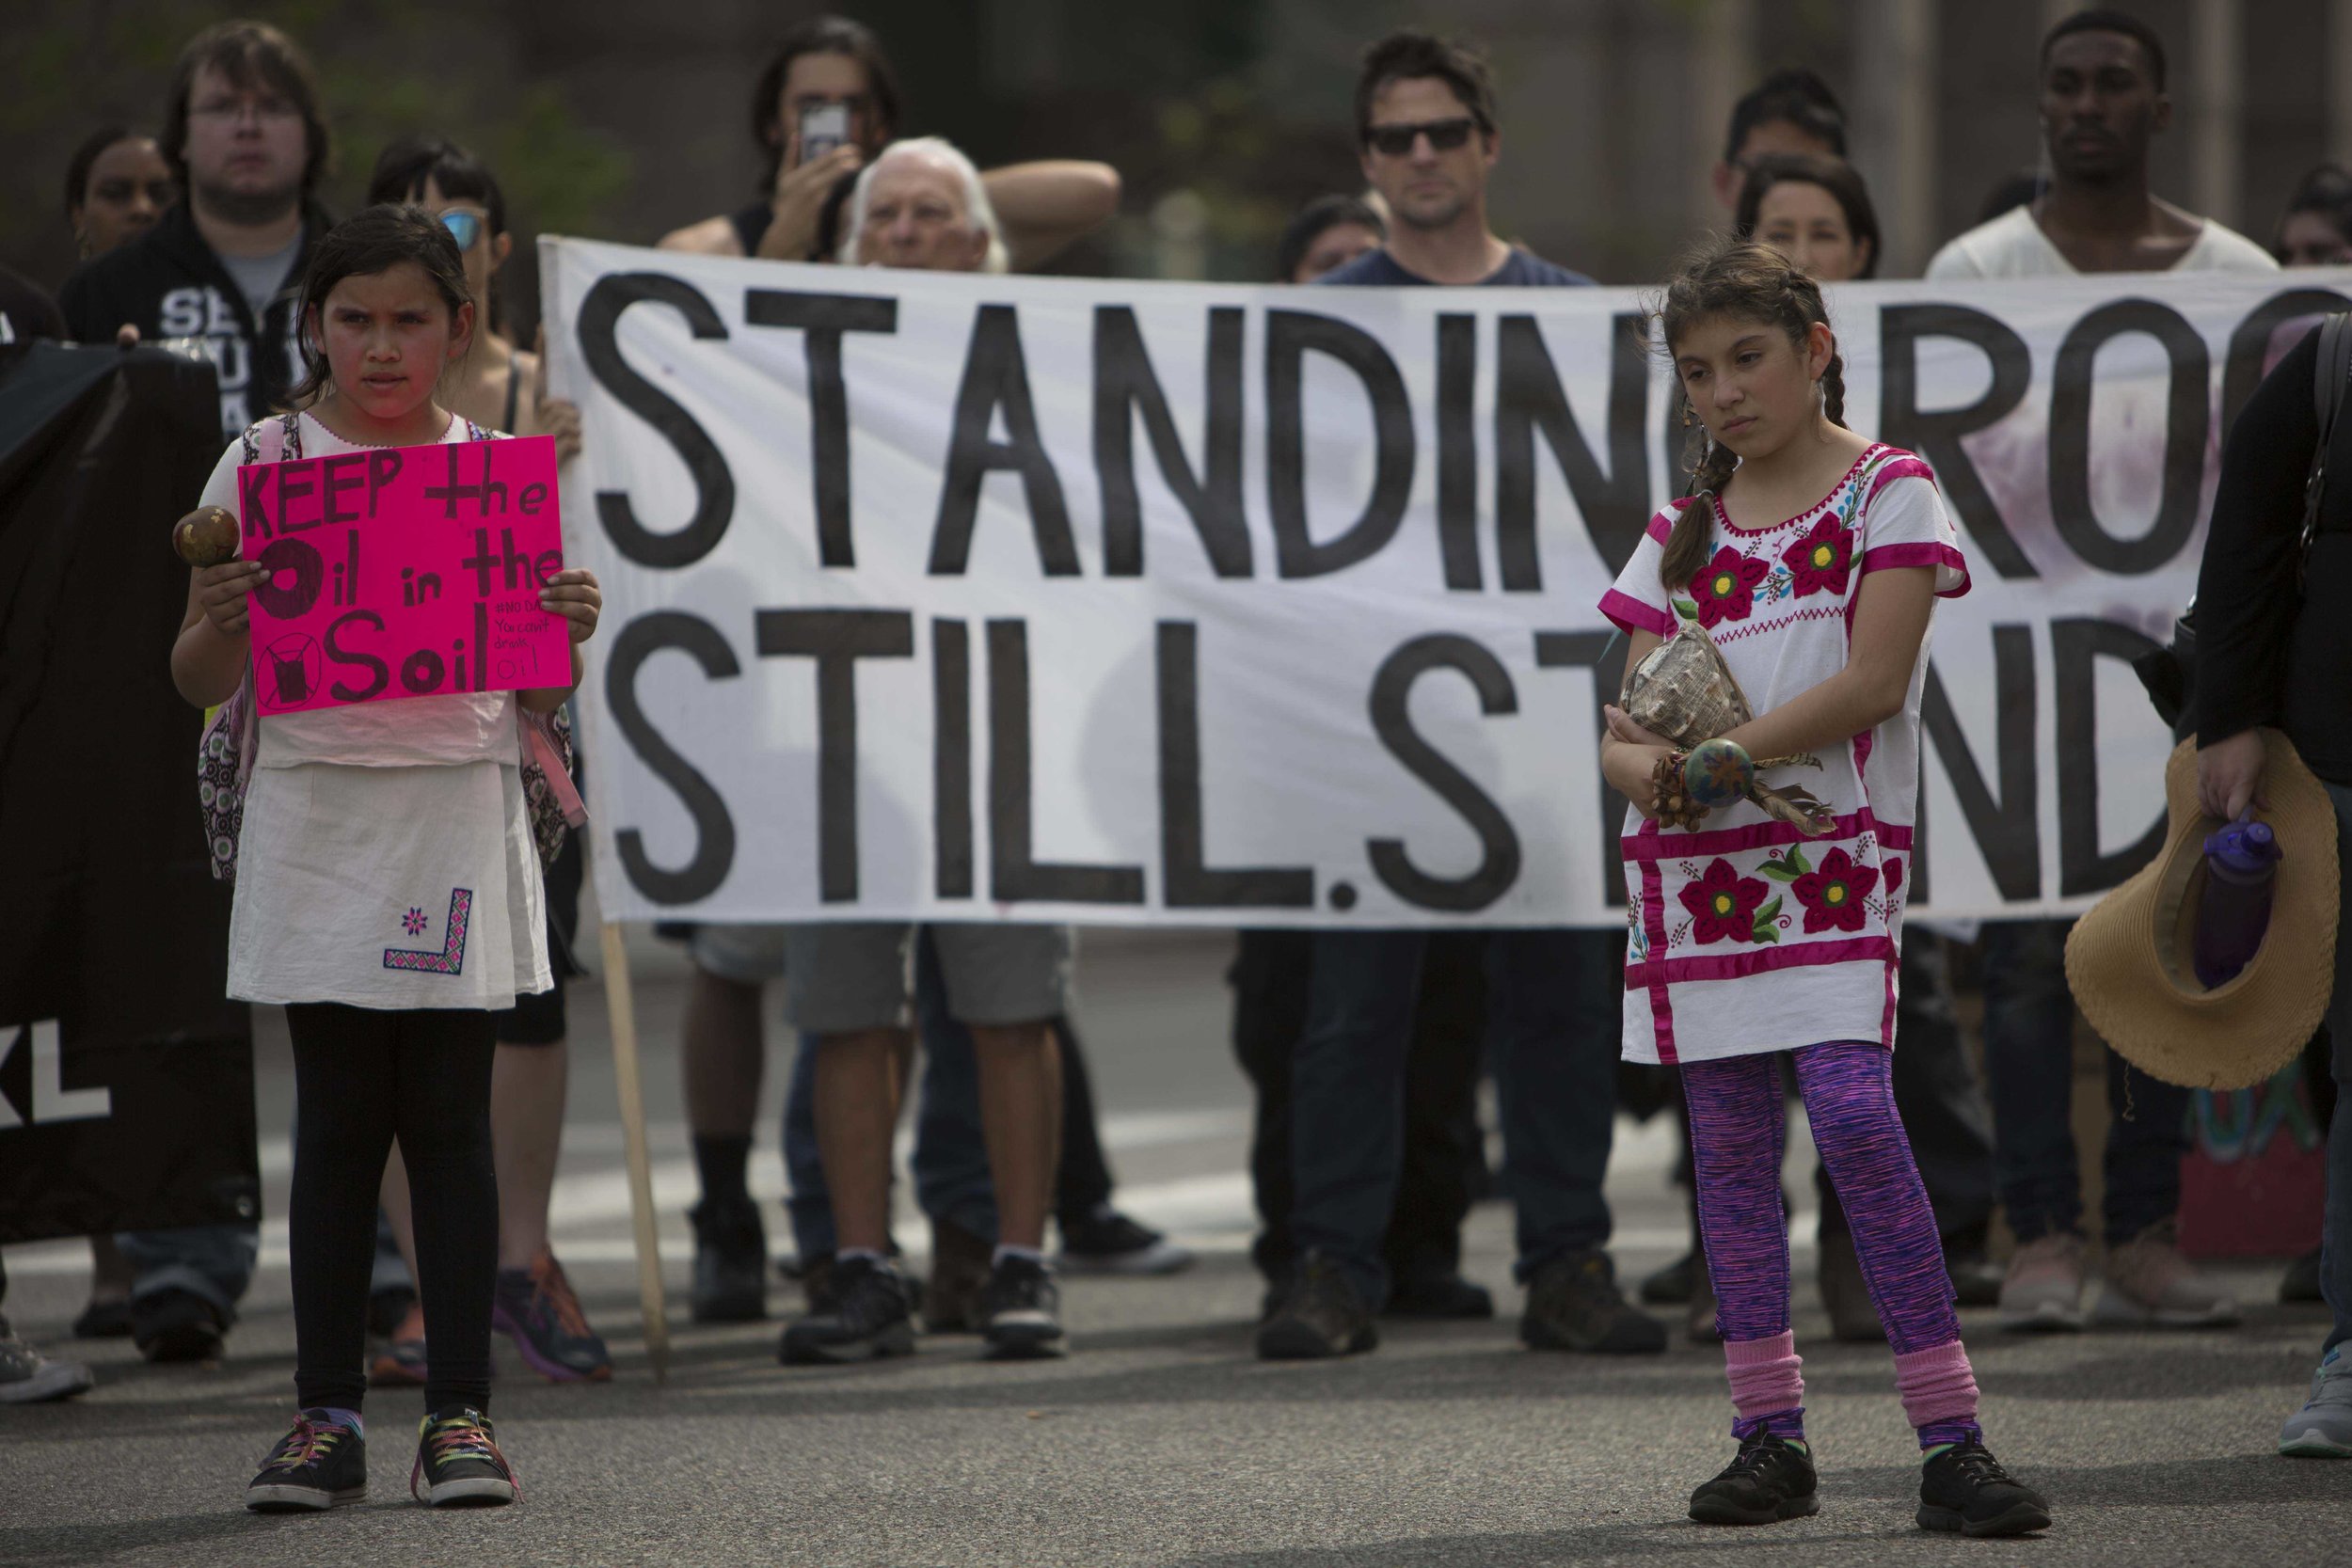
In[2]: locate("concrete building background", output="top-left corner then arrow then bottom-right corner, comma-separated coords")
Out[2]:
3,0 -> 2347,329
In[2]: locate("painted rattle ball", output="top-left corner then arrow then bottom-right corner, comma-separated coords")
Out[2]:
171,505 -> 239,568
1681,737 -> 1756,811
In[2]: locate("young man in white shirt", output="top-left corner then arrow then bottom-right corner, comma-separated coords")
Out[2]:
1929,8 -> 2265,1340
1927,8 -> 2275,279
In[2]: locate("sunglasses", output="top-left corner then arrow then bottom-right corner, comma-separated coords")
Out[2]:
439,210 -> 485,251
1363,117 -> 1477,157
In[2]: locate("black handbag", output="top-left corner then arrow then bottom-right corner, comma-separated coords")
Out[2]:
2135,311 -> 2352,734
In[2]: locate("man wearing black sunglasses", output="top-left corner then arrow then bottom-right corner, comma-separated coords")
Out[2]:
1317,29 -> 1590,290
1263,30 -> 1660,1368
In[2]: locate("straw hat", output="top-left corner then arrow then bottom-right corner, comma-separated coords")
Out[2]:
2066,731 -> 2339,1091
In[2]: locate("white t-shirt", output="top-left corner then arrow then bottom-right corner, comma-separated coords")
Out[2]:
196,411 -> 520,768
1598,445 -> 1970,1067
1925,204 -> 2279,280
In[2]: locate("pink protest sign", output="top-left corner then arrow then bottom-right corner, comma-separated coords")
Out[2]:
239,434 -> 570,715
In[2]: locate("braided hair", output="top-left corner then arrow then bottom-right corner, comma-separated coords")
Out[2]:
1656,236 -> 1848,593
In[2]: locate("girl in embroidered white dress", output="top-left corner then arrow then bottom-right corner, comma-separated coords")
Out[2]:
1597,240 -> 2048,1537
171,205 -> 599,1514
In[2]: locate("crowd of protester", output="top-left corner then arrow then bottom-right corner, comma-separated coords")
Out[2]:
2,3 -> 2347,1535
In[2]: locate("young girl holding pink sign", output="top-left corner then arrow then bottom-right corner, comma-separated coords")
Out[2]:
1597,240 -> 2047,1538
169,203 -> 599,1513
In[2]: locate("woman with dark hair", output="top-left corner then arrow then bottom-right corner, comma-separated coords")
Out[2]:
2275,165 -> 2352,267
1736,152 -> 1879,282
1276,194 -> 1386,283
658,12 -> 1119,268
65,126 -> 175,260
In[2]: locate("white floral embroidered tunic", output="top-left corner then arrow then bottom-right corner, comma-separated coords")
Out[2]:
1597,444 -> 1969,1066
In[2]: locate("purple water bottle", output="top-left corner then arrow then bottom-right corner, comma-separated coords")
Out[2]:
2192,818 -> 2281,989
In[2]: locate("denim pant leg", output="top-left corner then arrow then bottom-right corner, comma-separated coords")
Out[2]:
1486,928 -> 1620,1279
912,933 -> 997,1243
1291,930 -> 1426,1307
2320,783 -> 2352,1354
117,1223 -> 260,1323
781,1034 -> 836,1260
1231,930 -> 1312,1283
2099,1044 -> 2190,1243
1978,918 -> 2085,1243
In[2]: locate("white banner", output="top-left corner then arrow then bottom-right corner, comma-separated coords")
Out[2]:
542,237 -> 2349,927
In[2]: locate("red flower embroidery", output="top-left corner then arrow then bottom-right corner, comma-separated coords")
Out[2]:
1688,546 -> 1769,627
1884,857 -> 1903,898
1792,847 -> 1881,934
1781,513 -> 1852,598
1678,857 -> 1771,944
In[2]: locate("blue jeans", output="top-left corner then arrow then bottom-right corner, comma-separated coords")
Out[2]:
116,1223 -> 258,1323
2321,782 -> 2352,1354
1291,928 -> 1623,1307
784,935 -> 995,1259
1979,918 -> 2190,1245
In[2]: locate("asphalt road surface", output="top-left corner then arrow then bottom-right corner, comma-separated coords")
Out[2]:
3,929 -> 2344,1566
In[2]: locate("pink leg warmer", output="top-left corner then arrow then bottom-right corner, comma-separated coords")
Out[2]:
1724,1330 -> 1804,1421
1894,1340 -> 1980,1428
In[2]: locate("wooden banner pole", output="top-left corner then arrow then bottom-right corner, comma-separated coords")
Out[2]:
597,920 -> 670,1383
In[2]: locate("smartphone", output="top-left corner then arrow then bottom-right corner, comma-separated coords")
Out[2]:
799,102 -> 850,166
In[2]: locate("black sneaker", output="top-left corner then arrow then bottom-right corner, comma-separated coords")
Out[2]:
780,1255 -> 916,1365
410,1407 -> 519,1507
979,1256 -> 1068,1360
1057,1206 -> 1194,1276
1382,1270 -> 1495,1320
1520,1253 -> 1667,1354
1688,1432 -> 1819,1526
133,1289 -> 224,1363
1916,1438 -> 2050,1538
1641,1250 -> 1700,1307
689,1196 -> 769,1323
245,1410 -> 367,1512
1256,1250 -> 1377,1360
72,1295 -> 134,1340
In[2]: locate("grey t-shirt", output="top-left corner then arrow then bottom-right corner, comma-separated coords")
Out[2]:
220,234 -> 303,325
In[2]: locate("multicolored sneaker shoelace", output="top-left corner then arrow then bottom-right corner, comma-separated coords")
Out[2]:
410,1407 -> 520,1506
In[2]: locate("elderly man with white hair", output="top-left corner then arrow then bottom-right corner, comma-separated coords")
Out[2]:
776,130 -> 1084,1370
838,136 -> 1009,274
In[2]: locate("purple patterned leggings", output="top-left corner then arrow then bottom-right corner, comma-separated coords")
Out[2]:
1684,1039 -> 1979,1447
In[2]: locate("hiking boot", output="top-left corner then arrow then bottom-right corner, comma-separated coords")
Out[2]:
2280,1247 -> 2326,1306
2091,1223 -> 2239,1329
1057,1205 -> 1195,1276
780,1255 -> 916,1365
689,1196 -> 769,1323
2279,1346 -> 2352,1457
979,1255 -> 1067,1360
1819,1230 -> 1884,1343
1997,1233 -> 2086,1332
0,1317 -> 94,1404
926,1219 -> 993,1333
369,1301 -> 428,1386
1688,1432 -> 1819,1526
1257,1250 -> 1377,1360
410,1407 -> 518,1507
245,1409 -> 367,1511
72,1295 -> 133,1340
133,1289 -> 225,1363
1383,1271 -> 1495,1320
1641,1250 -> 1700,1307
493,1248 -> 612,1382
1521,1253 -> 1667,1354
1916,1438 -> 2051,1537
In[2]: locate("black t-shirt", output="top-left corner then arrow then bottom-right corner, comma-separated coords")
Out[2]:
1316,245 -> 1594,289
2195,323 -> 2352,783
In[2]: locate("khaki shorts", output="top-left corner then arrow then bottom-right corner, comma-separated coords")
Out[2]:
689,923 -> 789,984
782,923 -> 1073,1034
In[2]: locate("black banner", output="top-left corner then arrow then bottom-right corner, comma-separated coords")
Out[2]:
0,343 -> 259,1244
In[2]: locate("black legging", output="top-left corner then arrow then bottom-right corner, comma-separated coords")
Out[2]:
287,1004 -> 497,1413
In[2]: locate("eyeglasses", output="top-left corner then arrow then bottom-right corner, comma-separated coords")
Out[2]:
439,211 -> 485,251
1363,118 -> 1477,157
